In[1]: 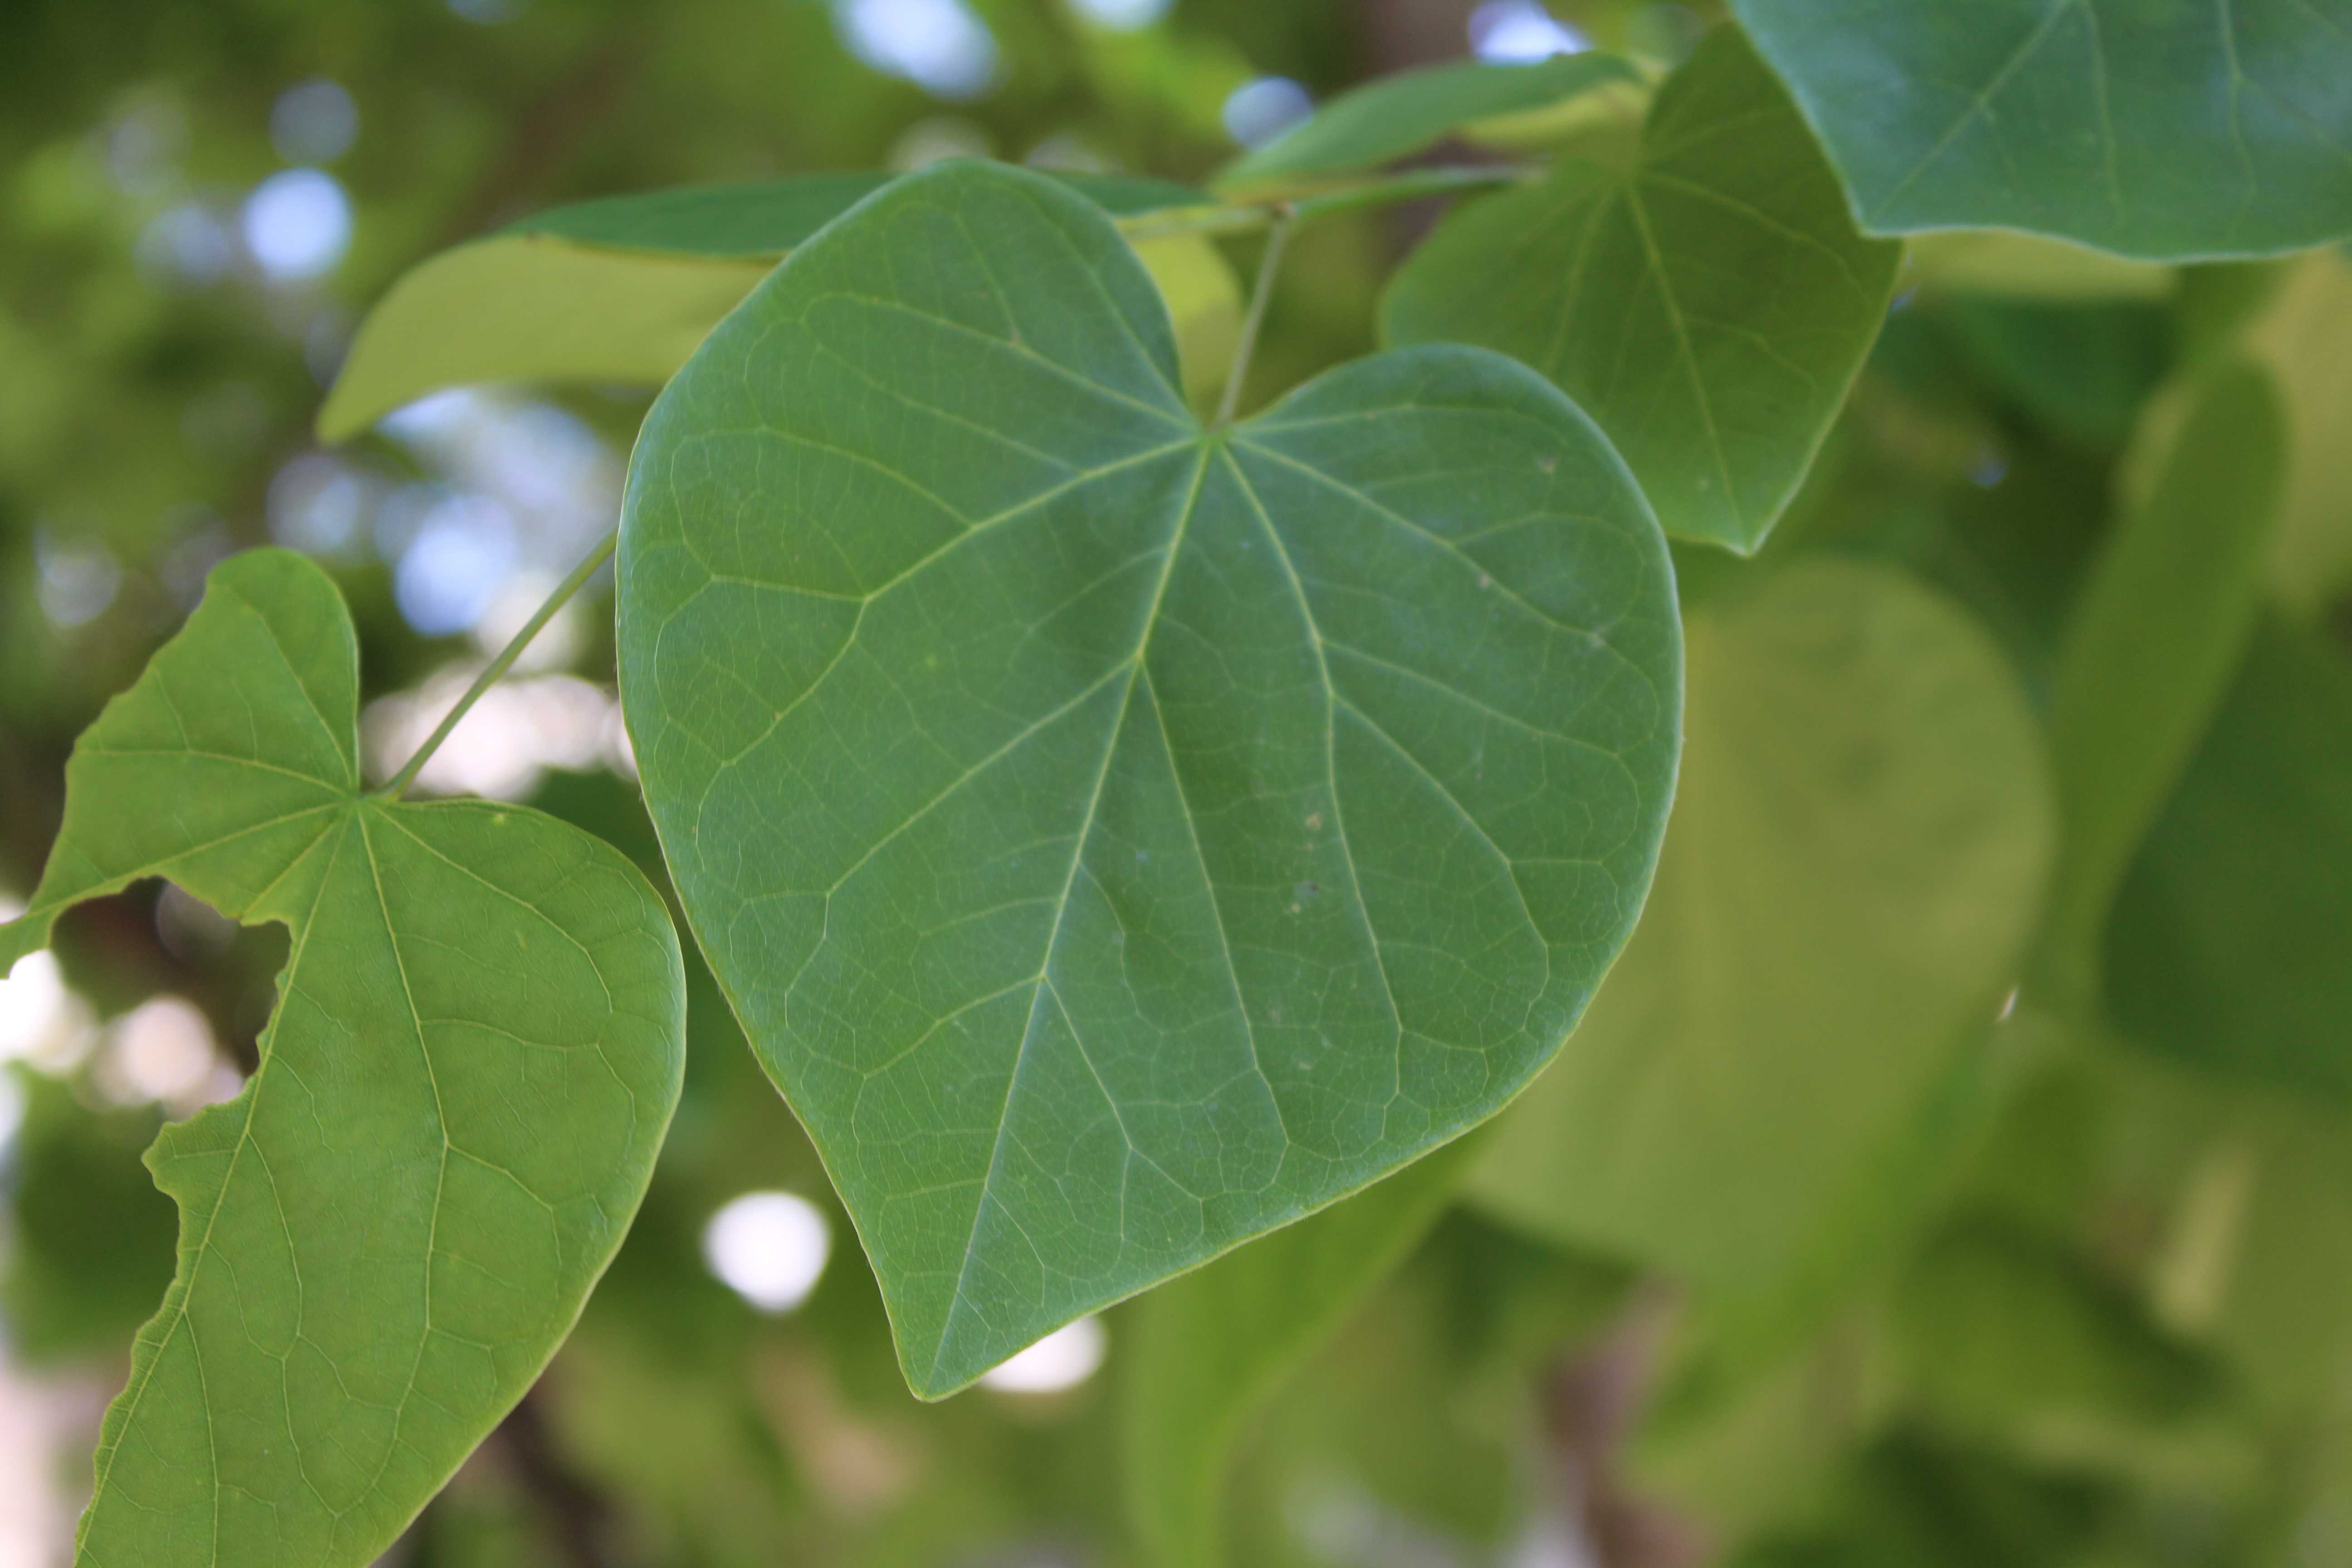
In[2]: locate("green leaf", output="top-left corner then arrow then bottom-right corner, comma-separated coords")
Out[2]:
1381,28 -> 1901,554
1724,1429 -> 2118,1568
508,172 -> 896,258
1932,296 -> 2171,449
1890,1217 -> 2244,1479
0,550 -> 686,1568
2038,359 -> 2287,1006
1215,53 -> 1642,190
1903,231 -> 2174,302
1728,0 -> 2352,260
2238,250 -> 2352,617
1467,560 -> 2051,1298
509,170 -> 1207,257
1131,233 -> 1244,412
1121,1135 -> 1481,1568
1225,1240 -> 1555,1555
315,241 -> 774,441
615,160 -> 1682,1398
2107,617 -> 2352,1095
316,167 -> 1213,441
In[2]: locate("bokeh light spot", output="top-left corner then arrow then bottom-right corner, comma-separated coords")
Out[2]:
241,168 -> 352,281
1468,0 -> 1591,62
270,79 -> 358,165
703,1191 -> 833,1313
1221,77 -> 1312,149
1070,0 -> 1173,32
836,0 -> 1001,100
980,1315 -> 1106,1393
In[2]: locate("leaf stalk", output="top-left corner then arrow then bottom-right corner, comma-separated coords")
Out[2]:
1212,208 -> 1295,430
380,529 -> 619,799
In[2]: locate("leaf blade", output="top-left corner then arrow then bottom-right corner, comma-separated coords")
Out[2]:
317,167 -> 1214,441
0,551 -> 686,1568
1729,0 -> 2352,260
1216,54 -> 1641,189
615,160 -> 1681,1397
2038,358 -> 2288,1004
1382,27 -> 1901,554
2108,617 -> 2352,1095
508,169 -> 1208,257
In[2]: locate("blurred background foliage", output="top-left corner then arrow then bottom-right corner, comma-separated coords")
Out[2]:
2,0 -> 2350,1565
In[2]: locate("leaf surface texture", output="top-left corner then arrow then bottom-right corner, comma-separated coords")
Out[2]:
1730,0 -> 2352,259
616,161 -> 1682,1395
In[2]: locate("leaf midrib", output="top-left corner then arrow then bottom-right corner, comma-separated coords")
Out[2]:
924,440 -> 1216,1390
921,414 -> 1608,1386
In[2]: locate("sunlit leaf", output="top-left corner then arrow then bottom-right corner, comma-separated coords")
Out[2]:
1215,54 -> 1641,190
2238,250 -> 2352,616
0,550 -> 686,1568
1729,0 -> 2352,260
1382,28 -> 1901,554
316,240 -> 774,441
1467,560 -> 2051,1301
1131,233 -> 1243,412
2038,359 -> 2286,1005
317,168 -> 1213,441
615,160 -> 1682,1398
1121,1136 -> 1480,1568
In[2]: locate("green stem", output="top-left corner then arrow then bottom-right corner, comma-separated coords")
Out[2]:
1212,210 -> 1294,430
379,530 -> 618,800
1116,164 -> 1539,243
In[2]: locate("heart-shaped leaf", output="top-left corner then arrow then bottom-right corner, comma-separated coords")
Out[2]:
1729,0 -> 2352,260
1382,28 -> 1901,554
0,551 -> 685,1568
616,160 -> 1682,1396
